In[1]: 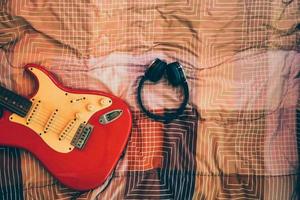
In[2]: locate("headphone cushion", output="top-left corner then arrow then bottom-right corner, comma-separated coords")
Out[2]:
166,62 -> 185,86
145,59 -> 167,82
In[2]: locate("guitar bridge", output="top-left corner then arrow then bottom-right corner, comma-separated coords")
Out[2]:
71,123 -> 93,149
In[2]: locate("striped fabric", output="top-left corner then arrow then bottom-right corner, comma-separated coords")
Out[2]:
0,0 -> 299,199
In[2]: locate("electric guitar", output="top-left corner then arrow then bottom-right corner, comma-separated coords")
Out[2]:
0,64 -> 132,191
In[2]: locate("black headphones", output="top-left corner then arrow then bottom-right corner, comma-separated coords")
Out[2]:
137,58 -> 189,122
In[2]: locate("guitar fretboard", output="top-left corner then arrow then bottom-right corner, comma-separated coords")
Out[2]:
0,85 -> 32,117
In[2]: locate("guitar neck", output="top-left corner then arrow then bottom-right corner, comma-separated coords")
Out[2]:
0,85 -> 32,117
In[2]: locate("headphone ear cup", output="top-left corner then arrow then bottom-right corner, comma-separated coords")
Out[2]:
166,62 -> 186,86
145,59 -> 167,82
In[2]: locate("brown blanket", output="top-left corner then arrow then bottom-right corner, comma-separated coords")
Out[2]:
0,0 -> 299,199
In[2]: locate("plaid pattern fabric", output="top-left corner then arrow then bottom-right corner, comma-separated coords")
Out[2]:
0,0 -> 299,199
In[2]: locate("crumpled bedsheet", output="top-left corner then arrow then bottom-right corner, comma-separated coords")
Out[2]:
0,0 -> 299,199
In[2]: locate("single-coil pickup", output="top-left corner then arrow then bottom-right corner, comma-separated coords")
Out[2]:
43,109 -> 59,134
59,119 -> 77,141
26,101 -> 41,125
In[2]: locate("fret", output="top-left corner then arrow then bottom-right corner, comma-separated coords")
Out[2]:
0,100 -> 27,117
0,85 -> 32,117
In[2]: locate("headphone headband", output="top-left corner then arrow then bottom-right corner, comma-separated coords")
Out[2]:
137,59 -> 189,123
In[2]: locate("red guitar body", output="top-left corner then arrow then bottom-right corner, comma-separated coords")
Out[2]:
0,64 -> 132,191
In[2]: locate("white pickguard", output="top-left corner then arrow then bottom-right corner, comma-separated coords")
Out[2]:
10,67 -> 112,153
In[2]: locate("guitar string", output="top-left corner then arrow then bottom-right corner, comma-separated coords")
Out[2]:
25,112 -> 75,136
28,112 -> 73,132
0,54 -> 98,143
2,92 -> 103,129
27,107 -> 66,124
27,102 -> 88,140
3,100 -> 71,126
4,99 -> 95,141
27,110 -> 80,140
15,107 -> 86,142
63,119 -> 81,141
8,102 -> 90,141
34,103 -> 94,129
26,103 -> 83,127
0,100 -> 30,116
13,104 -> 80,141
30,104 -> 95,141
32,110 -> 89,141
28,117 -> 78,141
26,113 -> 71,133
2,98 -> 90,126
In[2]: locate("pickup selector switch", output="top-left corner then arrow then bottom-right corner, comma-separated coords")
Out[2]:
75,112 -> 82,119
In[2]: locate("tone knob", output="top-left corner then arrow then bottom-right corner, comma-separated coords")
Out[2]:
99,98 -> 111,105
87,104 -> 95,111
